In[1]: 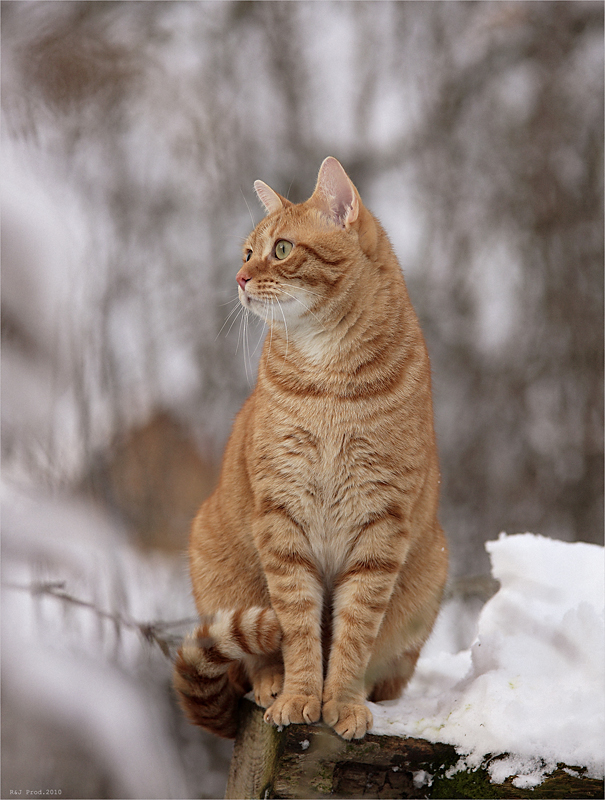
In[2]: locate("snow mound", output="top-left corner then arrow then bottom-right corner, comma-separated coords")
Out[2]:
370,533 -> 605,787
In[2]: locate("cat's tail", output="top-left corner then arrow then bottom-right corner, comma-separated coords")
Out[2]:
173,607 -> 281,739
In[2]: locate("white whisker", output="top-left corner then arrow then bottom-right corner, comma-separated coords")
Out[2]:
240,187 -> 255,229
237,305 -> 249,357
275,299 -> 289,359
263,301 -> 273,363
216,299 -> 245,340
225,307 -> 246,341
251,307 -> 266,358
244,308 -> 255,387
218,296 -> 242,308
281,283 -> 324,300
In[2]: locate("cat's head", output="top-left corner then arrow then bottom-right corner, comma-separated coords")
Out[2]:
236,158 -> 381,335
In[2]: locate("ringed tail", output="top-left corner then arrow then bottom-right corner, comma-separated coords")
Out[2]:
173,607 -> 281,739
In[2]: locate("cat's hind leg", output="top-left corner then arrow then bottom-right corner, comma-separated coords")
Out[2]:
246,653 -> 284,708
367,646 -> 421,702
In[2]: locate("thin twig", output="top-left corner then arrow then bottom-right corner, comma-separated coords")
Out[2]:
3,580 -> 198,660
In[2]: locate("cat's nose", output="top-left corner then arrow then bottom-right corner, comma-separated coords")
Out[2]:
237,272 -> 251,291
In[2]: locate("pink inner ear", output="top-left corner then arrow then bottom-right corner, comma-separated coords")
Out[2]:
313,157 -> 359,228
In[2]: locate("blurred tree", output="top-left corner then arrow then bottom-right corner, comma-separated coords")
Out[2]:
2,0 -> 602,576
401,1 -> 604,570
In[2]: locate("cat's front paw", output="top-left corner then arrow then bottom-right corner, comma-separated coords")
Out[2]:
264,693 -> 321,727
322,700 -> 373,740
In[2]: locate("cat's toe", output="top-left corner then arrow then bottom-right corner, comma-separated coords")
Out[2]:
322,700 -> 373,740
264,693 -> 321,727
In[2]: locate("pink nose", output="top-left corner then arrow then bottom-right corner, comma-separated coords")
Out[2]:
237,273 -> 250,291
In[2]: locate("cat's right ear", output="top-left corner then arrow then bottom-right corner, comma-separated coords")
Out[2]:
254,180 -> 290,215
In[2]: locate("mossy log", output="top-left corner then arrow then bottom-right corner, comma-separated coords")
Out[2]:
225,698 -> 603,799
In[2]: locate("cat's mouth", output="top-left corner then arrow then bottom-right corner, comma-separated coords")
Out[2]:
239,288 -> 296,309
239,289 -> 306,328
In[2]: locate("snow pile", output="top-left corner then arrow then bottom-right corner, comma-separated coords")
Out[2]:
370,533 -> 605,787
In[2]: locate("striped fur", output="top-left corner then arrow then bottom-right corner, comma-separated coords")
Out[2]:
177,158 -> 448,741
173,607 -> 281,738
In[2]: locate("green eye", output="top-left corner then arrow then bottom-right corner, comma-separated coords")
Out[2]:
274,240 -> 293,260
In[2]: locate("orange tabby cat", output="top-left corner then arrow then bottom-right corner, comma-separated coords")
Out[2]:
174,157 -> 448,741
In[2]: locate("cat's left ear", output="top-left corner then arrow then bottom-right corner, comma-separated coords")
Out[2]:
309,157 -> 360,229
254,180 -> 291,215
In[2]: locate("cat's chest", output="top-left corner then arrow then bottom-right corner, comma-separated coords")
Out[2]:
295,435 -> 358,576
255,413 -> 393,577
272,420 -> 369,497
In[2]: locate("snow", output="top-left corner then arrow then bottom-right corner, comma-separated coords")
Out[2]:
370,533 -> 605,786
1,480 -> 233,799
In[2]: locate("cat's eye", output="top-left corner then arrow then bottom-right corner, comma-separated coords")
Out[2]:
274,240 -> 293,260
244,249 -> 252,262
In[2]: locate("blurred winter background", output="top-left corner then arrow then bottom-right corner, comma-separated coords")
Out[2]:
1,1 -> 602,798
